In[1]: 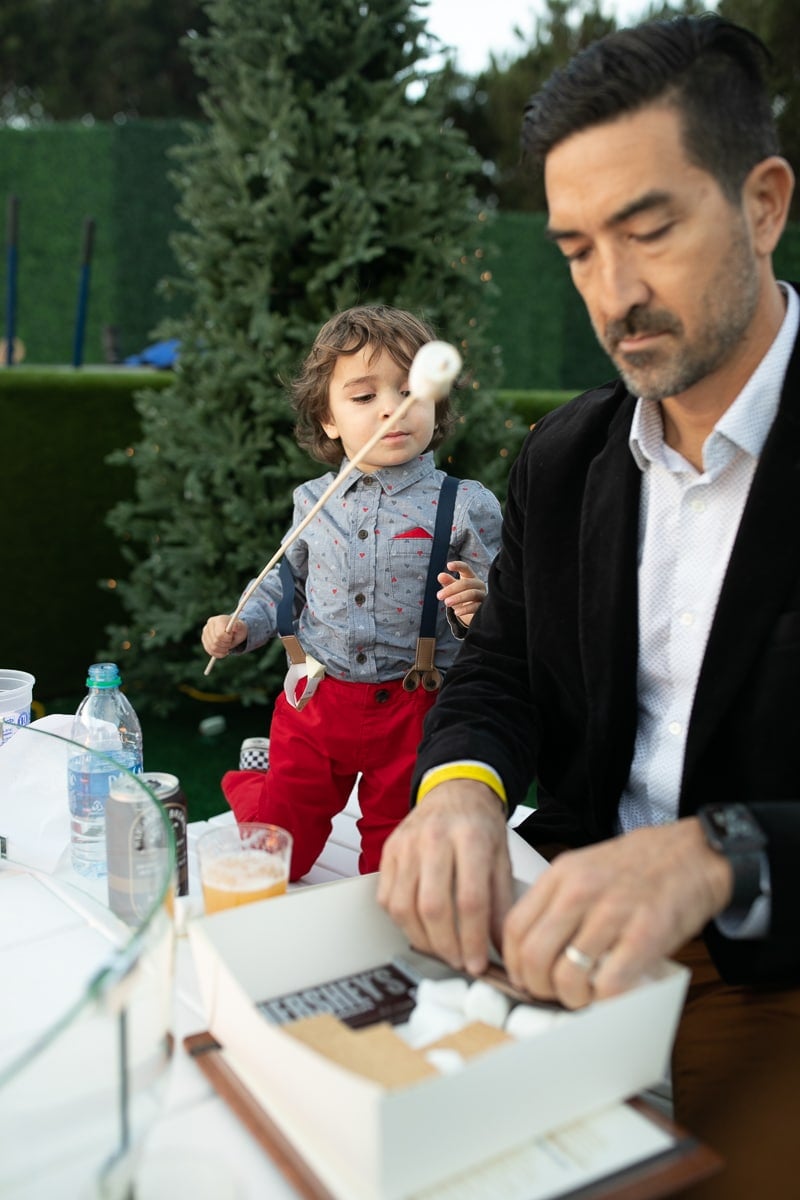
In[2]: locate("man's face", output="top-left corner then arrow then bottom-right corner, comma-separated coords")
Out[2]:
544,104 -> 761,403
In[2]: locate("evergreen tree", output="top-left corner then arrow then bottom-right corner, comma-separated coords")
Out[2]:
104,0 -> 518,714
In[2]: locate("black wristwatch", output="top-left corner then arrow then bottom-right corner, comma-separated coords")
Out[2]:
697,803 -> 767,923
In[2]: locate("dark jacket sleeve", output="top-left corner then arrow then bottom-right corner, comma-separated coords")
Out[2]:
413,436 -> 540,813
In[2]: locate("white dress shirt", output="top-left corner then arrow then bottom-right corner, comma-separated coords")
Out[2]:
617,284 -> 798,935
618,283 -> 799,833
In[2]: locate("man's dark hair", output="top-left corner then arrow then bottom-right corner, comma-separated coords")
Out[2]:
522,14 -> 779,203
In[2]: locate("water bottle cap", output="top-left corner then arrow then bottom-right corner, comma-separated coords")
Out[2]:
86,662 -> 122,688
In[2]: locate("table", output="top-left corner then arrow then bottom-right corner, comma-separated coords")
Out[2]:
0,729 -> 718,1200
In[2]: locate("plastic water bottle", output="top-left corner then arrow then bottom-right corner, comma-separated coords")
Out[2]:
68,662 -> 143,877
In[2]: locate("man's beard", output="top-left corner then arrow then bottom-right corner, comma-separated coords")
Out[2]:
595,222 -> 760,402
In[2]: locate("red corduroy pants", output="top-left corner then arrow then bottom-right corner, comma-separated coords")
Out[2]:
222,675 -> 437,880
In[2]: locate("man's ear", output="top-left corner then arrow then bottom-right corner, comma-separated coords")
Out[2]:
743,155 -> 795,256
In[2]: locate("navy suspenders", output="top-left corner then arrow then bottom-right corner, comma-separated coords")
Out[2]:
402,474 -> 458,692
277,556 -> 305,666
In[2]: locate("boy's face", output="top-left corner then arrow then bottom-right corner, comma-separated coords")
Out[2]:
322,343 -> 436,472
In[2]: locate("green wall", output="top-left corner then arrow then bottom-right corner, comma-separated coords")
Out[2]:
0,122 -> 188,366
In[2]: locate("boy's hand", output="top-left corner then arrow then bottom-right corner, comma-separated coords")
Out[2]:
437,560 -> 486,627
201,614 -> 248,658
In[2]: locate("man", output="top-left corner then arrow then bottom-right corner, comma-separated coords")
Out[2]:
377,15 -> 800,1197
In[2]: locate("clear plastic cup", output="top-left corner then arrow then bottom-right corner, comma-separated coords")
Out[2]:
0,670 -> 35,745
197,822 -> 292,914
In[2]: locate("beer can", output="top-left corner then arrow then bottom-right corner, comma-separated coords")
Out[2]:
141,772 -> 189,898
106,774 -> 170,924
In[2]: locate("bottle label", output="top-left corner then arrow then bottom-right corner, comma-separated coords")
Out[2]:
68,751 -> 142,817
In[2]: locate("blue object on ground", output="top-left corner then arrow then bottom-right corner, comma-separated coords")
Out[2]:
124,338 -> 180,368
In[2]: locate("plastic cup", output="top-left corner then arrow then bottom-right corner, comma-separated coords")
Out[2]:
0,670 -> 35,745
197,822 -> 293,914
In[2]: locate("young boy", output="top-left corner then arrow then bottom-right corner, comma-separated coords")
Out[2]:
201,305 -> 502,879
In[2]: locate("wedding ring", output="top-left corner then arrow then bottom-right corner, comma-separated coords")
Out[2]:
564,943 -> 596,973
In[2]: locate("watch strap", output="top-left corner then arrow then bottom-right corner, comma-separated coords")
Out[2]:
725,850 -> 766,924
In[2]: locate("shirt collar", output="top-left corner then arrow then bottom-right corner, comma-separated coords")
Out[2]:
629,282 -> 799,472
340,450 -> 437,494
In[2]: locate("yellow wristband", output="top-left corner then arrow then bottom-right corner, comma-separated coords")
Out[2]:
416,763 -> 507,809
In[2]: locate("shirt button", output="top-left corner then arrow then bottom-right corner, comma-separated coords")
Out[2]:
355,593 -> 365,606
668,721 -> 683,737
356,652 -> 367,664
679,611 -> 695,627
358,529 -> 369,541
691,498 -> 706,513
362,475 -> 375,484
375,689 -> 390,704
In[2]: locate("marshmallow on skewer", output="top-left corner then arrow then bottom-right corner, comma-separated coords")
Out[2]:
408,340 -> 462,402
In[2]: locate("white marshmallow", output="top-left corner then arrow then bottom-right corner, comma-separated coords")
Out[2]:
424,1048 -> 465,1075
397,1002 -> 467,1049
463,980 -> 511,1028
415,977 -> 470,1011
505,1003 -> 563,1040
408,341 -> 462,402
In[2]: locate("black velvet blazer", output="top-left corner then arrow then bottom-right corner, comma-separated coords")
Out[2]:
414,311 -> 800,986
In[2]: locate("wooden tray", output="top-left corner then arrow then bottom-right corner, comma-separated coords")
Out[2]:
185,1031 -> 721,1200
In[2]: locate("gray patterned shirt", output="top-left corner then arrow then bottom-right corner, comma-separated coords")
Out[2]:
238,452 -> 502,682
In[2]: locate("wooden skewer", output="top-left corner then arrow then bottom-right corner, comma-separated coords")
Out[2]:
204,390 -> 420,676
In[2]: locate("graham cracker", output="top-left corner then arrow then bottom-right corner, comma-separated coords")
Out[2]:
283,1013 -> 437,1088
427,1020 -> 513,1059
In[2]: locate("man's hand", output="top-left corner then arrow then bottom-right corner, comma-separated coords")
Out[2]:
503,818 -> 734,1009
201,614 -> 248,658
437,561 -> 486,627
377,779 -> 513,975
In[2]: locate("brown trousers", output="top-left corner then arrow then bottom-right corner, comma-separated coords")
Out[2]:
671,937 -> 800,1199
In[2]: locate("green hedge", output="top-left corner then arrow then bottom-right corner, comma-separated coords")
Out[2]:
1,368 -> 169,695
1,366 -> 566,697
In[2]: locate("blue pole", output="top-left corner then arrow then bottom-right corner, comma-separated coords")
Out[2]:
6,195 -> 19,367
72,217 -> 95,368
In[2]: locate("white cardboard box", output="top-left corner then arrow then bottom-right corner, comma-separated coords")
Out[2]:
188,874 -> 689,1200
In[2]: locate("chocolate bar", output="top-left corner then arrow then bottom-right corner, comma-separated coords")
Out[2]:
257,958 -> 421,1030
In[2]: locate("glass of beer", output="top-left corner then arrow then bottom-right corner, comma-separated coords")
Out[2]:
197,822 -> 292,914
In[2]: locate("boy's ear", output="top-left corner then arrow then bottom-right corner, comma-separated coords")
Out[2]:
321,413 -> 339,440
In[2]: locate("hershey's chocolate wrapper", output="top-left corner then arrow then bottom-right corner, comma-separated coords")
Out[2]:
257,959 -> 420,1029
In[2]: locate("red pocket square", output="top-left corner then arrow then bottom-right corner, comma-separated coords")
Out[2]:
393,527 -> 433,539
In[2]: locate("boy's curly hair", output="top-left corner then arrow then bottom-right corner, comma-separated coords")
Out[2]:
291,305 -> 457,466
